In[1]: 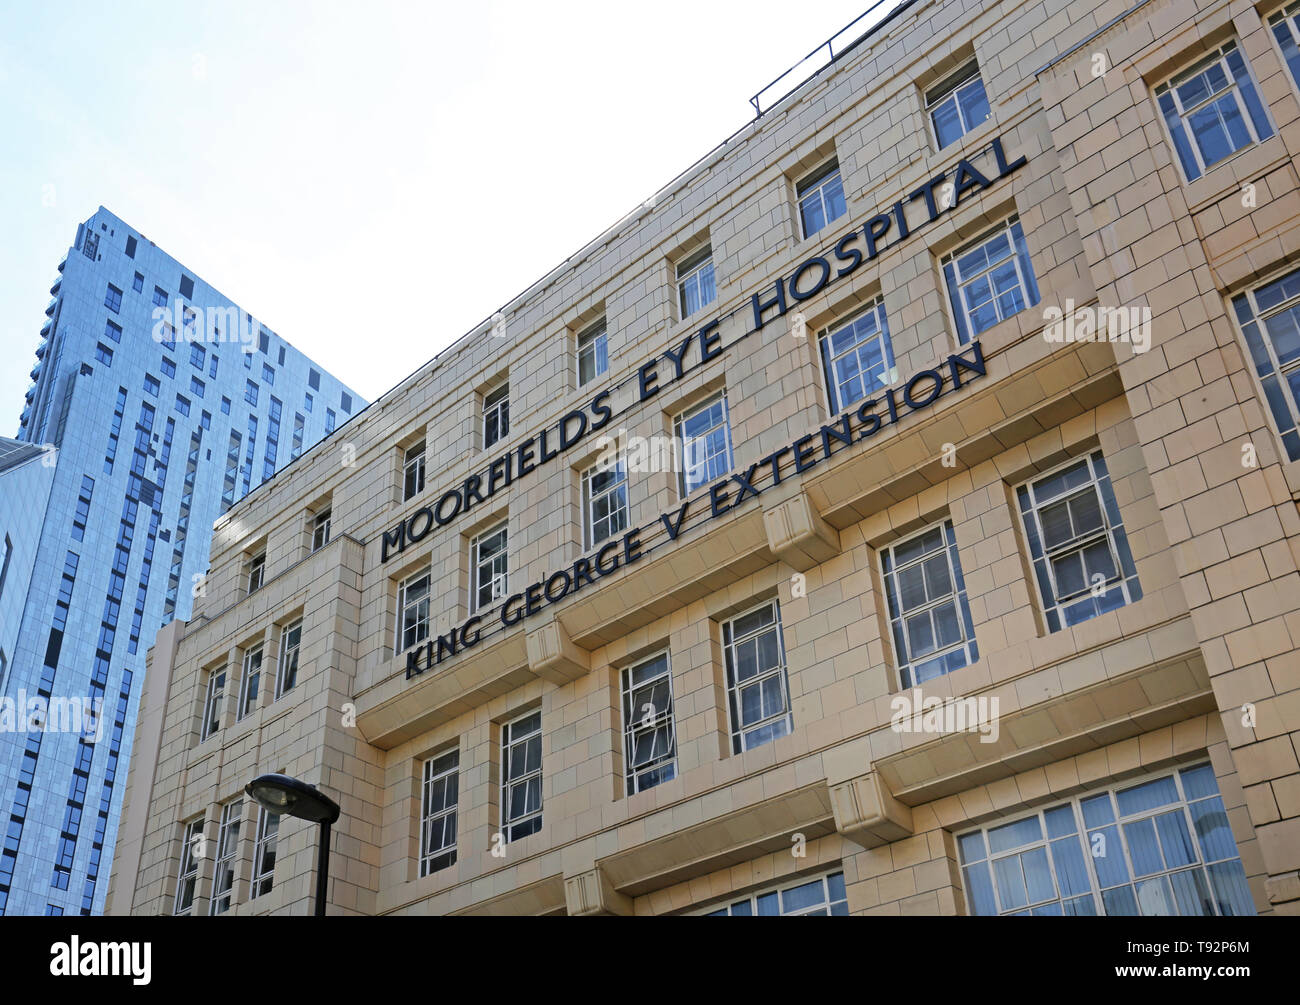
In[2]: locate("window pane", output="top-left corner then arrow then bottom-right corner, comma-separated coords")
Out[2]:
992,856 -> 1028,910
800,193 -> 826,236
1040,499 -> 1073,549
1116,775 -> 1179,815
822,172 -> 846,222
1169,868 -> 1215,916
906,611 -> 935,657
1089,825 -> 1129,886
964,864 -> 997,915
1022,847 -> 1055,903
780,878 -> 826,913
1179,763 -> 1219,800
922,554 -> 952,597
932,98 -> 963,147
1050,836 -> 1092,897
1206,859 -> 1255,916
898,564 -> 927,611
1188,797 -> 1236,862
987,815 -> 1042,854
933,600 -> 962,648
1155,810 -> 1197,869
1082,539 -> 1117,584
1263,307 -> 1300,365
1187,99 -> 1237,167
1134,875 -> 1176,915
1102,884 -> 1139,916
739,681 -> 763,726
956,78 -> 990,131
1123,818 -> 1165,877
1044,805 -> 1077,839
958,831 -> 987,864
734,639 -> 760,682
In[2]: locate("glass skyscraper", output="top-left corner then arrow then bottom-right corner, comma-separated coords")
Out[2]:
0,438 -> 58,699
0,207 -> 363,915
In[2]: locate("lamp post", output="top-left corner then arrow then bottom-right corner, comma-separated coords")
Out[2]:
244,772 -> 341,917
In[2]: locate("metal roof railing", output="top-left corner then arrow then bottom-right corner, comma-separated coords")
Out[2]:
748,0 -> 918,117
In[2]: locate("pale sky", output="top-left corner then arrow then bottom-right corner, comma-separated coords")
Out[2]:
0,0 -> 885,426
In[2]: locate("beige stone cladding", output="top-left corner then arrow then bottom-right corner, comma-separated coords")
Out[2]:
109,0 -> 1300,917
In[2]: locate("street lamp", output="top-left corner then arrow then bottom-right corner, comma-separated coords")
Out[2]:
244,772 -> 340,917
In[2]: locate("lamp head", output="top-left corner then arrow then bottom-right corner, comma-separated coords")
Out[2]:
245,772 -> 340,824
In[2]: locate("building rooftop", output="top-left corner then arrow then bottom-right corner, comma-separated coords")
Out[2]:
0,436 -> 49,476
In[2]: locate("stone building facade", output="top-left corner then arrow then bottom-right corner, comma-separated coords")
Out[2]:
109,0 -> 1300,916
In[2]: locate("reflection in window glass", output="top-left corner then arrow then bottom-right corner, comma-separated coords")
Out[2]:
959,763 -> 1254,916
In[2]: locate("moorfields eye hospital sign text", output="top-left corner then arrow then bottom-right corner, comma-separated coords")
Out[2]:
388,136 -> 1027,678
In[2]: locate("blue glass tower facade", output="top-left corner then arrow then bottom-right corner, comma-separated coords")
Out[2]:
0,438 -> 58,698
0,208 -> 363,915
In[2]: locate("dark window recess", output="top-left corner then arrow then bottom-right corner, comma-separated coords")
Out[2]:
133,272 -> 144,293
278,347 -> 285,366
309,368 -> 320,391
125,236 -> 137,258
179,275 -> 194,299
45,628 -> 64,668
0,534 -> 11,597
341,392 -> 352,414
83,232 -> 99,259
258,331 -> 270,354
